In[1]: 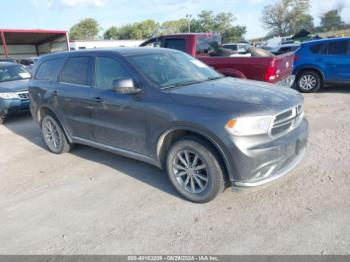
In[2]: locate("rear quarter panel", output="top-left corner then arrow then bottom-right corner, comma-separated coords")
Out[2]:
273,52 -> 294,82
198,56 -> 273,82
293,44 -> 326,79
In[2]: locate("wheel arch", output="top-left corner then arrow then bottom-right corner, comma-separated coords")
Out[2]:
294,66 -> 325,81
217,68 -> 247,78
156,126 -> 234,183
37,105 -> 73,143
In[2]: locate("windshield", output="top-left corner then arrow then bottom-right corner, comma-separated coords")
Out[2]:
0,65 -> 31,82
130,51 -> 222,89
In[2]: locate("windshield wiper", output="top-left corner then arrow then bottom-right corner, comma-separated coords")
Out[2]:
161,80 -> 203,90
160,76 -> 223,90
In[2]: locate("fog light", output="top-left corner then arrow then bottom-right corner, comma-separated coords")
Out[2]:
252,164 -> 276,181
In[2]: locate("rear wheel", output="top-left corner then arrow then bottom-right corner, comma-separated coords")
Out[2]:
297,70 -> 322,93
40,114 -> 71,154
0,116 -> 5,125
166,137 -> 225,203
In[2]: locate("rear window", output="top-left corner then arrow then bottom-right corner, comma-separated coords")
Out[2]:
162,39 -> 186,52
196,35 -> 222,55
35,59 -> 63,81
60,57 -> 91,86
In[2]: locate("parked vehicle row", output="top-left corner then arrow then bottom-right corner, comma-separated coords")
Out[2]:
28,48 -> 308,203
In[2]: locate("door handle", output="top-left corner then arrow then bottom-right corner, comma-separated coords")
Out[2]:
51,90 -> 59,96
94,97 -> 103,103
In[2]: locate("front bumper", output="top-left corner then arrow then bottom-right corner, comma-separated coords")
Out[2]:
277,75 -> 295,88
0,99 -> 30,117
225,118 -> 308,189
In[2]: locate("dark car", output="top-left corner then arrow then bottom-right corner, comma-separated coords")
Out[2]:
29,48 -> 308,203
0,62 -> 31,124
271,44 -> 300,55
293,38 -> 350,92
19,57 -> 39,72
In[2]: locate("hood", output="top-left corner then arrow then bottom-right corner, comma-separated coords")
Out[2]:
167,77 -> 303,115
0,79 -> 29,93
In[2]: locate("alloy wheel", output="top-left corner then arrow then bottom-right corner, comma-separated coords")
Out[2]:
173,150 -> 209,194
43,117 -> 61,151
299,74 -> 317,91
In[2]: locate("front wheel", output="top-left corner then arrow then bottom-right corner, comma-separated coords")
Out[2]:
41,114 -> 72,154
296,71 -> 322,93
166,137 -> 225,203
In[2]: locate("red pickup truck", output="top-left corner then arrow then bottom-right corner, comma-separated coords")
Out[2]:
140,33 -> 295,86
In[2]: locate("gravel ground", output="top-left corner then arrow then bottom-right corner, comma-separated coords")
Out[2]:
0,86 -> 349,254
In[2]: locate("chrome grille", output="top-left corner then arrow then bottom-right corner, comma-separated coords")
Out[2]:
270,104 -> 304,137
17,92 -> 29,100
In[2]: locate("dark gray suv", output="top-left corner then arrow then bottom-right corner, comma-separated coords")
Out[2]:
29,48 -> 308,203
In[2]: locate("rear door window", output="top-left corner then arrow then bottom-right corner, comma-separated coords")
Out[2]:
35,59 -> 63,81
60,57 -> 91,86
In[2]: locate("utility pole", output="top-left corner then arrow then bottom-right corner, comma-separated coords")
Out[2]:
186,14 -> 192,33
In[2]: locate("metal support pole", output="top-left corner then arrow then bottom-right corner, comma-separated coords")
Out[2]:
0,31 -> 9,58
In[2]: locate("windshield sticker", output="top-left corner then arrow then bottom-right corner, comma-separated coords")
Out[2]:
190,59 -> 207,68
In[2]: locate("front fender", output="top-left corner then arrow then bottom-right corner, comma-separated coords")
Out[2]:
155,123 -> 236,181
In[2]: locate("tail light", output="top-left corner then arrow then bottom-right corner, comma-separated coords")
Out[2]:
264,59 -> 277,82
294,55 -> 300,61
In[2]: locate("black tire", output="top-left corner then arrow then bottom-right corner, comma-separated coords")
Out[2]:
40,114 -> 72,154
296,70 -> 322,93
166,136 -> 225,203
0,116 -> 5,125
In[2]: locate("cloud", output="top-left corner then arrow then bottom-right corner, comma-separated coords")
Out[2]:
32,0 -> 107,8
60,0 -> 107,7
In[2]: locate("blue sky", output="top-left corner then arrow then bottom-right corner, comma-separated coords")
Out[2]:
1,0 -> 349,39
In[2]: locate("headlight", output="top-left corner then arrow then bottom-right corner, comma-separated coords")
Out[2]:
225,115 -> 273,136
0,92 -> 19,99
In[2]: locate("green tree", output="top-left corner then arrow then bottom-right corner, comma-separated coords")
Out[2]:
262,0 -> 311,36
101,10 -> 246,41
222,25 -> 247,43
103,26 -> 119,40
320,9 -> 345,32
136,20 -> 159,38
213,12 -> 235,32
197,10 -> 216,32
293,14 -> 314,33
194,11 -> 246,41
69,18 -> 100,40
117,24 -> 143,39
161,19 -> 188,34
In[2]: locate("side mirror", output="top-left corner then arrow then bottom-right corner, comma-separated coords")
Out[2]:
112,78 -> 142,95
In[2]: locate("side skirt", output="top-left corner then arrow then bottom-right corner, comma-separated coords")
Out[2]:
72,137 -> 161,168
